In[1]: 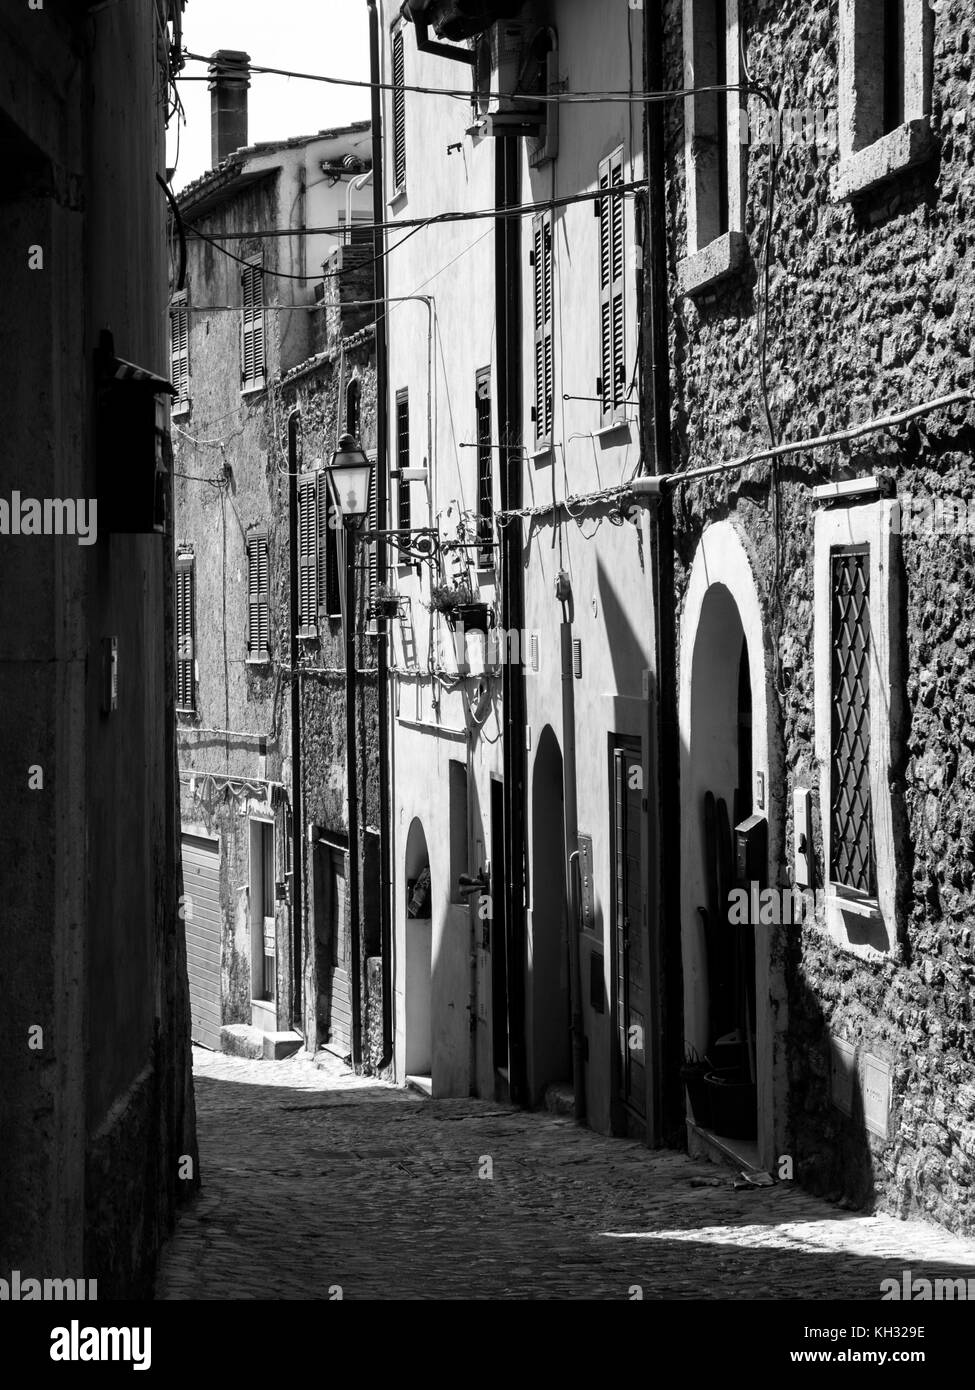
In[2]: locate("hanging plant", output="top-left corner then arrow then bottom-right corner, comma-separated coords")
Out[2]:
428,579 -> 492,633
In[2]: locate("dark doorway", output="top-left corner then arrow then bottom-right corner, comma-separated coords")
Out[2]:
530,727 -> 571,1102
490,778 -> 509,1094
612,739 -> 646,1125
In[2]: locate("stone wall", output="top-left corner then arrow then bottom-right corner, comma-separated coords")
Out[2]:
661,0 -> 975,1232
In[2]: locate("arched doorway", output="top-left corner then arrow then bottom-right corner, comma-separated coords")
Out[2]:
404,818 -> 432,1079
678,521 -> 782,1169
529,726 -> 571,1103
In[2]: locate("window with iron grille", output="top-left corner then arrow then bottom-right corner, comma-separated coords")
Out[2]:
241,256 -> 266,389
475,367 -> 494,568
170,291 -> 189,407
297,473 -> 319,637
318,472 -> 341,619
531,212 -> 554,446
396,390 -> 411,536
176,553 -> 195,712
597,149 -> 626,422
392,27 -> 407,192
246,530 -> 270,661
829,546 -> 876,897
367,451 -> 378,605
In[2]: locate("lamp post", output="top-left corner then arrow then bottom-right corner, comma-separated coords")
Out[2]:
324,433 -> 373,1071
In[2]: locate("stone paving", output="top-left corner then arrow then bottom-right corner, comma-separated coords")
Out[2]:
155,1047 -> 975,1300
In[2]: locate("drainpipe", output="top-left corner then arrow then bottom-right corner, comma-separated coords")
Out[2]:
287,410 -> 305,1035
368,0 -> 394,1067
645,0 -> 682,1138
496,136 -> 527,1106
558,577 -> 586,1123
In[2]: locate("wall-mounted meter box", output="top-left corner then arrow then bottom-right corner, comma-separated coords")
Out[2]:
734,814 -> 768,888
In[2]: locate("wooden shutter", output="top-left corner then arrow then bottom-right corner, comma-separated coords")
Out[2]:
392,28 -> 407,190
247,531 -> 270,660
396,390 -> 411,535
241,258 -> 265,388
318,474 -> 341,619
367,452 -> 378,604
475,367 -> 493,568
297,473 -> 318,636
532,213 -> 554,445
598,149 -> 625,421
170,293 -> 189,404
176,555 -> 195,711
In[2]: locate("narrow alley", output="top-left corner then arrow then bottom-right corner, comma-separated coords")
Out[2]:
156,1050 -> 975,1301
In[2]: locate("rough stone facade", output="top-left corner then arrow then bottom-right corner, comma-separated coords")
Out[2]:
661,0 -> 975,1232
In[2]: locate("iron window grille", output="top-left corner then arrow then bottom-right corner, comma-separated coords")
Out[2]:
475,367 -> 494,567
396,390 -> 411,537
829,545 -> 876,897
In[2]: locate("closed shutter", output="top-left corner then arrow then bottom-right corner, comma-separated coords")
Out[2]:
181,834 -> 222,1050
247,531 -> 270,660
318,476 -> 340,619
176,554 -> 195,711
598,149 -> 625,421
241,258 -> 265,388
475,368 -> 493,568
532,212 -> 554,445
392,28 -> 407,190
367,452 -> 378,604
396,390 -> 411,535
297,473 -> 318,635
170,293 -> 189,404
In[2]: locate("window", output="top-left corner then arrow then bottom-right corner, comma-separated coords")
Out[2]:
531,211 -> 554,447
318,471 -> 341,619
678,0 -> 744,295
391,27 -> 407,193
176,552 -> 195,712
170,291 -> 189,409
475,367 -> 494,568
297,473 -> 319,637
597,149 -> 626,423
346,376 -> 361,440
829,548 -> 876,898
241,256 -> 266,390
367,451 -> 378,606
835,0 -> 933,199
448,760 -> 469,904
813,494 -> 900,956
246,529 -> 270,661
396,389 -> 411,536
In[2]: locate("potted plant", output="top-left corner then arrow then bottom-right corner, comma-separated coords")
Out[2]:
680,1043 -> 712,1128
428,578 -> 492,633
371,581 -> 403,620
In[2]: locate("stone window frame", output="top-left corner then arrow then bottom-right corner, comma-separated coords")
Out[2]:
813,494 -> 900,960
677,0 -> 747,297
833,0 -> 935,201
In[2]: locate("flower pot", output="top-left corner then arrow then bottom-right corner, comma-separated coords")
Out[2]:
704,1070 -> 757,1140
681,1064 -> 711,1128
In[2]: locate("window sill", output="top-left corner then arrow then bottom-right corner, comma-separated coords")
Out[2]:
594,417 -> 632,442
531,444 -> 555,464
677,231 -> 747,298
389,187 -> 408,212
832,118 -> 935,201
246,655 -> 271,667
822,888 -> 894,960
171,400 -> 191,419
240,380 -> 266,399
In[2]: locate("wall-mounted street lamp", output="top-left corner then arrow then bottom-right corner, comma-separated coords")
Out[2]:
323,433 -> 374,1072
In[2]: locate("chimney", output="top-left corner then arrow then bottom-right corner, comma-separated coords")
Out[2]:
208,50 -> 250,167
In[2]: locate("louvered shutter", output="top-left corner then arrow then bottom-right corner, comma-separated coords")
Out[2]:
367,453 -> 378,604
170,294 -> 189,404
392,29 -> 407,191
396,390 -> 411,534
247,532 -> 270,660
598,150 -> 626,422
176,556 -> 195,711
297,473 -> 318,635
241,259 -> 265,388
475,368 -> 493,568
532,213 -> 554,445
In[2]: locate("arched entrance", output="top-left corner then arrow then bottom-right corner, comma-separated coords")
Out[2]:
529,726 -> 571,1103
404,818 -> 432,1079
678,521 -> 781,1169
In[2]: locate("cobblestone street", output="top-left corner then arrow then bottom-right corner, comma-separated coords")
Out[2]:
155,1049 -> 975,1301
